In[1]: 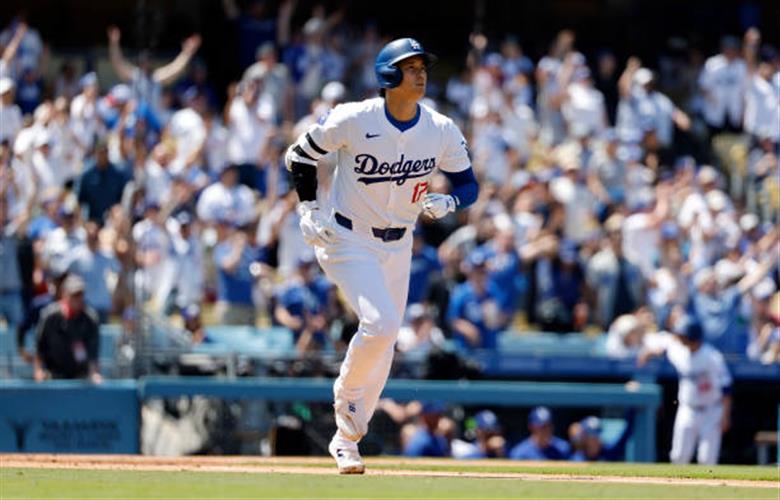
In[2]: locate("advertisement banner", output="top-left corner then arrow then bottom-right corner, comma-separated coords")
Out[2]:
0,381 -> 139,453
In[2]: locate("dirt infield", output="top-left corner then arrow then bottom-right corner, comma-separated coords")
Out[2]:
1,454 -> 776,489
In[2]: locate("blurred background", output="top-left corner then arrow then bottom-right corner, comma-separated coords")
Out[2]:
0,0 -> 778,465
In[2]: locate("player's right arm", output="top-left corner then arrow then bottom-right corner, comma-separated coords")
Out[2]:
285,104 -> 351,246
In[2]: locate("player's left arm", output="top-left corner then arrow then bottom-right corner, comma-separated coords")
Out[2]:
422,126 -> 479,218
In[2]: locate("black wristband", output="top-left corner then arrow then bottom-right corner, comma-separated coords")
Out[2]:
291,162 -> 318,202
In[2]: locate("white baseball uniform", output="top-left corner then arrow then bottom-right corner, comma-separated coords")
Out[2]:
289,97 -> 470,440
666,340 -> 732,465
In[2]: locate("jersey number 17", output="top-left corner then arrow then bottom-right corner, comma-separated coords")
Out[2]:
411,181 -> 429,203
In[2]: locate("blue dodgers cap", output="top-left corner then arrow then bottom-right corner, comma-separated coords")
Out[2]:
475,410 -> 500,432
673,316 -> 704,342
175,211 -> 193,226
421,401 -> 446,415
465,250 -> 489,272
528,406 -> 553,426
79,72 -> 98,89
580,416 -> 602,436
661,221 -> 679,240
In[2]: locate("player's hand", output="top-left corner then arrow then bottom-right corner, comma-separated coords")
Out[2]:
297,201 -> 336,247
421,193 -> 457,219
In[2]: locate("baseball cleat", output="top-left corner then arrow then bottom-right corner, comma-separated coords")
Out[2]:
329,436 -> 365,474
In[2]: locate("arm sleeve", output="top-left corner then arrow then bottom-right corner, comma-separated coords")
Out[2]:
441,167 -> 479,209
287,104 -> 351,167
286,104 -> 352,201
439,122 -> 471,174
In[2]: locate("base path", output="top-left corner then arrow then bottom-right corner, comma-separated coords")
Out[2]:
0,454 -> 775,489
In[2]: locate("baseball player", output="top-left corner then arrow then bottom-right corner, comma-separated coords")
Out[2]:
285,37 -> 479,473
639,319 -> 732,465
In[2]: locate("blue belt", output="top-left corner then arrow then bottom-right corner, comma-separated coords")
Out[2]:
334,212 -> 406,242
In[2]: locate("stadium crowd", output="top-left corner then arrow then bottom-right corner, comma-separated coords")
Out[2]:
1,2 -> 779,387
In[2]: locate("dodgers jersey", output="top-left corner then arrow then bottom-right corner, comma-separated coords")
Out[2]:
291,97 -> 471,228
666,341 -> 731,408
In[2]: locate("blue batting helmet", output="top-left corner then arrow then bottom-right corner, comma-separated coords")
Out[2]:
374,38 -> 437,89
674,317 -> 704,342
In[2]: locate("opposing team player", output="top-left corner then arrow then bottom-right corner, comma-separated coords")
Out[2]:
285,38 -> 479,473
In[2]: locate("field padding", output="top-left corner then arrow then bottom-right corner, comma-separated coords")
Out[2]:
1,454 -> 776,489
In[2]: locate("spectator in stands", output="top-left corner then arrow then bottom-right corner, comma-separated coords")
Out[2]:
755,293 -> 780,364
165,211 -> 204,314
222,0 -> 294,70
256,189 -> 308,278
0,195 -> 24,346
165,87 -> 207,177
77,140 -> 128,223
34,274 -> 101,383
617,58 -> 691,162
509,406 -> 571,460
181,304 -> 204,344
213,222 -> 258,326
402,401 -> 450,457
243,42 -> 294,125
586,214 -> 645,328
408,228 -> 442,306
569,415 -> 633,461
689,243 -> 779,354
0,78 -> 22,143
0,14 -> 42,78
42,198 -> 86,277
476,225 -> 524,316
396,304 -> 445,356
196,163 -> 256,227
107,26 -> 201,118
747,279 -> 777,362
699,35 -> 746,137
225,76 -> 273,189
743,29 -> 780,146
274,253 -> 335,353
131,201 -> 171,306
63,221 -> 120,323
447,252 -> 509,350
453,410 -> 507,459
15,64 -> 44,116
522,235 -> 588,333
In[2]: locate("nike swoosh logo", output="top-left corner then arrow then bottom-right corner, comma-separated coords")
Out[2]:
365,133 -> 380,139
336,449 -> 344,457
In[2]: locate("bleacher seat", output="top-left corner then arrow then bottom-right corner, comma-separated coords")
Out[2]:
198,325 -> 296,358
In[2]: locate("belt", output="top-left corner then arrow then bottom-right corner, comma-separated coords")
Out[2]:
334,212 -> 407,242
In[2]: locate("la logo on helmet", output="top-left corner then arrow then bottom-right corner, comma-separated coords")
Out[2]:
410,39 -> 421,50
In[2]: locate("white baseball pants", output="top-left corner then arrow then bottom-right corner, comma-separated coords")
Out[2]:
670,403 -> 723,465
315,221 -> 412,440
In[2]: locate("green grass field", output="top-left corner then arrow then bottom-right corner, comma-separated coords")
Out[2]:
1,460 -> 778,499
